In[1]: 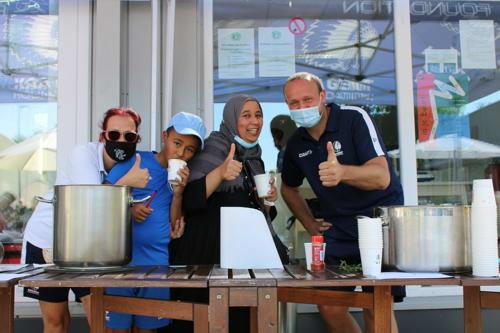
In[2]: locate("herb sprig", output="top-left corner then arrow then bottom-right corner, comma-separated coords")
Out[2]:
338,260 -> 362,274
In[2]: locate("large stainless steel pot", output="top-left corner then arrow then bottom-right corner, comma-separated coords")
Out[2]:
375,205 -> 471,272
37,185 -> 149,268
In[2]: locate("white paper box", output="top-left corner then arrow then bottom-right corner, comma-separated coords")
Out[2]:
220,207 -> 283,269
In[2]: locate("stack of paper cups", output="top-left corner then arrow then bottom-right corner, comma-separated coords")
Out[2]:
357,217 -> 383,277
471,179 -> 499,277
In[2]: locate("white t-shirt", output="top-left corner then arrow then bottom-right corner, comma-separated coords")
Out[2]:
23,142 -> 107,249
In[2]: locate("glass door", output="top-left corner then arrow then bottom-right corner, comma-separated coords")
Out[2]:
0,1 -> 58,261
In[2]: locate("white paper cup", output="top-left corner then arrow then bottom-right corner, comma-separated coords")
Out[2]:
357,217 -> 383,248
304,242 -> 326,270
168,159 -> 187,185
473,179 -> 496,206
254,173 -> 271,198
358,236 -> 383,248
360,247 -> 382,277
470,196 -> 499,277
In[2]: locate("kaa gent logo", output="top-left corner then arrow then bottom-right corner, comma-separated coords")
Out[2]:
333,140 -> 344,156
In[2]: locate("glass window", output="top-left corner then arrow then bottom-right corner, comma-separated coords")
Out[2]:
212,0 -> 399,258
0,0 -> 58,260
409,1 -> 500,205
213,0 -> 399,172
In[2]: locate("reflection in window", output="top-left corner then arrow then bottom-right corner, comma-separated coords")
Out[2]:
0,1 -> 58,254
213,0 -> 399,170
409,1 -> 500,205
212,1 -> 402,257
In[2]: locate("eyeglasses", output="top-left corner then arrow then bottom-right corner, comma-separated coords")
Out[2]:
103,130 -> 139,143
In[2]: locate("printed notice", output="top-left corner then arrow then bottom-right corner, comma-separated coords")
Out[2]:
460,20 -> 496,69
258,27 -> 295,77
218,29 -> 255,79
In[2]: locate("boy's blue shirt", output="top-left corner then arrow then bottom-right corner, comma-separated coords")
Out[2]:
106,151 -> 172,265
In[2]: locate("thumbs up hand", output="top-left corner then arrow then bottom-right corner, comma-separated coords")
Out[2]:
219,143 -> 243,181
319,141 -> 344,187
117,154 -> 150,188
326,141 -> 338,163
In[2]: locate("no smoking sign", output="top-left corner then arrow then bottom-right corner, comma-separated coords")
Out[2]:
288,17 -> 307,35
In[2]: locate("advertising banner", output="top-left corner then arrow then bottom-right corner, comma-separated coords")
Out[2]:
416,71 -> 470,141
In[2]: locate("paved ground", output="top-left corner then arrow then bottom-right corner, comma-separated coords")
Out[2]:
13,309 -> 500,333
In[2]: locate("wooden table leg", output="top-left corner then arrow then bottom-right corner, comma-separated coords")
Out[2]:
0,286 -> 14,333
194,303 -> 209,333
258,288 -> 278,333
463,286 -> 482,333
90,287 -> 105,333
209,288 -> 229,333
250,307 -> 258,333
372,286 -> 392,333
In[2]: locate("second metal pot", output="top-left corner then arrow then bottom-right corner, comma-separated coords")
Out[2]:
375,205 -> 471,272
37,185 -> 149,268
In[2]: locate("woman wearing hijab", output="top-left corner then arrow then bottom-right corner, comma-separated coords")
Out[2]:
168,94 -> 288,333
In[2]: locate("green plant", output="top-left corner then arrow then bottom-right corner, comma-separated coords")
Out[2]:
338,260 -> 362,274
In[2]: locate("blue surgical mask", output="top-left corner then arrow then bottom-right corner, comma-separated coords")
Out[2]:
234,135 -> 259,149
289,105 -> 321,128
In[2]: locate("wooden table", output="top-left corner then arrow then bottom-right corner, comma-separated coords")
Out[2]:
208,267 -> 279,333
461,274 -> 500,333
19,265 -> 281,333
206,265 -> 460,333
20,265 -> 211,333
275,265 -> 460,333
0,268 -> 44,333
17,265 -> 464,333
0,275 -> 17,333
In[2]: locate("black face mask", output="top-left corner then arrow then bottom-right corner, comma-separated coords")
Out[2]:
104,140 -> 137,162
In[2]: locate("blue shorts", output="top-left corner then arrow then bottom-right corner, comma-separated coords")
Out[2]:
105,287 -> 171,329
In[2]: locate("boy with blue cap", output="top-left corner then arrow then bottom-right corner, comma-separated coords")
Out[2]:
104,112 -> 206,332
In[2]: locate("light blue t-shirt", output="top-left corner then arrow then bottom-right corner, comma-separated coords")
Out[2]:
106,151 -> 172,265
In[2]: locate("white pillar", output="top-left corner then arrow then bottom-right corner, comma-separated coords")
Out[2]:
162,0 -> 176,136
92,0 -> 122,138
57,0 -> 92,167
150,0 -> 161,150
394,0 -> 418,205
203,0 -> 214,132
